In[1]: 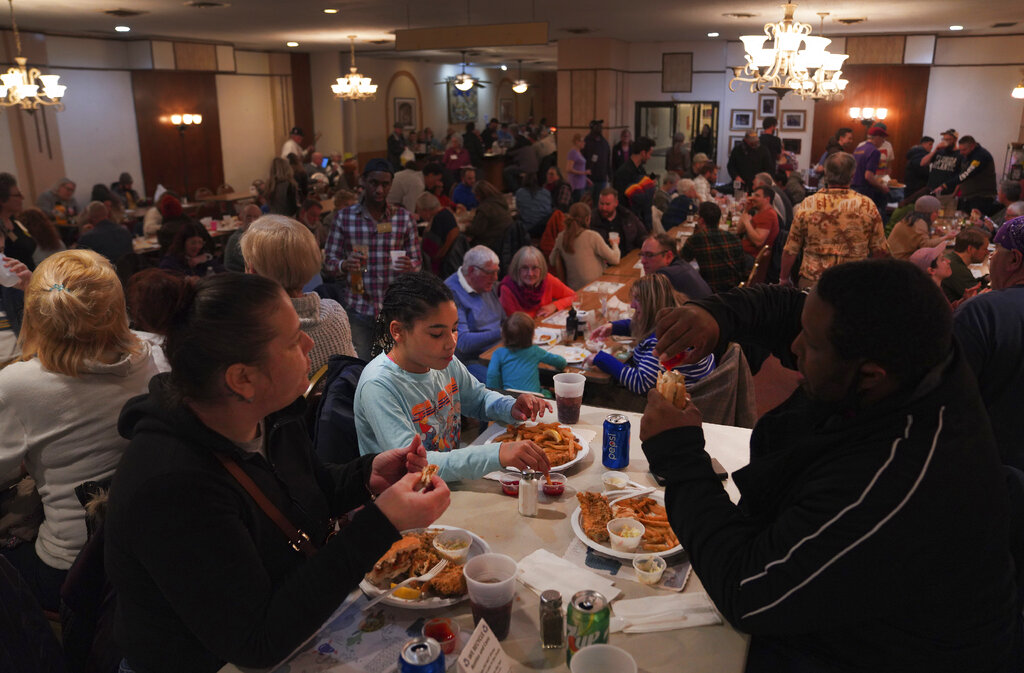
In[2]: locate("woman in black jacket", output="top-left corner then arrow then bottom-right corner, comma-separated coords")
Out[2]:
105,274 -> 450,673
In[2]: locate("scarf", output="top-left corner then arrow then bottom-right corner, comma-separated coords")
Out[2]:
500,274 -> 546,310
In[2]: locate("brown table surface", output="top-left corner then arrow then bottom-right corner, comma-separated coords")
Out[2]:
201,191 -> 256,204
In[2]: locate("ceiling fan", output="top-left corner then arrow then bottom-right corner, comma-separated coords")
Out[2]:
435,51 -> 490,91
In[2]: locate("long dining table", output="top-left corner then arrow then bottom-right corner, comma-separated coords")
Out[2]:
223,405 -> 751,673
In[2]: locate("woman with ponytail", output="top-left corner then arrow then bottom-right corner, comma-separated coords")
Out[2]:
106,272 -> 451,673
549,202 -> 620,290
354,271 -> 552,481
0,249 -> 159,611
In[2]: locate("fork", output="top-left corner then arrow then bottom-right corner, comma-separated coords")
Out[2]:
363,559 -> 449,610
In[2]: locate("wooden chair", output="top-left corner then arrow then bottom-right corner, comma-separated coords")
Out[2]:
740,244 -> 772,288
194,187 -> 214,201
216,184 -> 234,195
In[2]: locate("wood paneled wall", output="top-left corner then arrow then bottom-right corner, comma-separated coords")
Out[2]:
810,65 -> 931,182
290,53 -> 315,143
131,70 -> 224,199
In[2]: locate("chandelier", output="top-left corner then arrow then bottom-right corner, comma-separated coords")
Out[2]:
1,0 -> 67,109
331,36 -> 377,101
512,60 -> 528,94
729,3 -> 849,101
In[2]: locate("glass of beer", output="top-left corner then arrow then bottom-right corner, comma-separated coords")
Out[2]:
349,245 -> 368,294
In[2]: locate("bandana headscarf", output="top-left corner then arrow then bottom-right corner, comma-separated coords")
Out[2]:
994,215 -> 1024,253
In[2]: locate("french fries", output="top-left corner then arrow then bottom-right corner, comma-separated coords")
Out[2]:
493,422 -> 582,468
609,495 -> 679,552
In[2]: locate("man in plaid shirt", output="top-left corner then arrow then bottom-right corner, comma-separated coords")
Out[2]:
324,158 -> 421,359
681,201 -> 746,293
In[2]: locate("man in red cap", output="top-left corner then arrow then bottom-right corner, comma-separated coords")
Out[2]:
852,126 -> 891,219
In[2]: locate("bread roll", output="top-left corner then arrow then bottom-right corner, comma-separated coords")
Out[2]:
656,370 -> 689,409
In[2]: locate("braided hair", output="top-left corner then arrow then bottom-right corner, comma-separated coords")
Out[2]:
372,271 -> 455,357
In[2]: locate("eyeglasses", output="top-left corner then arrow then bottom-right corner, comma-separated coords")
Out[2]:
639,250 -> 671,259
472,265 -> 499,277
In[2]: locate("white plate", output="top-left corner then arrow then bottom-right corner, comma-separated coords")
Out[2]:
533,328 -> 561,346
546,345 -> 589,364
359,525 -> 489,608
570,490 -> 683,560
474,422 -> 590,472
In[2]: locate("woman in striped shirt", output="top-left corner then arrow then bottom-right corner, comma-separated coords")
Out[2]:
588,274 -> 715,394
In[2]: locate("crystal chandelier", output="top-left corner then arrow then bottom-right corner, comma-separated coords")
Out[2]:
331,36 -> 377,101
1,0 -> 67,109
729,3 -> 849,101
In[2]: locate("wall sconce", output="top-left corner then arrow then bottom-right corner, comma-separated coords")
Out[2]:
170,113 -> 203,129
1012,77 -> 1024,99
849,106 -> 887,129
166,113 -> 204,200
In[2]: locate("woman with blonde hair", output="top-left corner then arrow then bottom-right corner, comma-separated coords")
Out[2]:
499,245 -> 575,319
588,273 -> 715,395
241,215 -> 355,373
266,156 -> 298,217
0,249 -> 158,610
550,202 -> 620,290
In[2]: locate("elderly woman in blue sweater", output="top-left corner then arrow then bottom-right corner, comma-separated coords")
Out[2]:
588,274 -> 715,394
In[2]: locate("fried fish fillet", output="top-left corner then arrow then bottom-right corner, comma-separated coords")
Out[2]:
426,564 -> 467,597
577,492 -> 613,543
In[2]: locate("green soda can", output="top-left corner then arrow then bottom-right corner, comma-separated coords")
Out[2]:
565,590 -> 610,665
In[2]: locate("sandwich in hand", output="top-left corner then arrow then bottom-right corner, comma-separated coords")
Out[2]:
418,464 -> 439,491
656,370 -> 689,409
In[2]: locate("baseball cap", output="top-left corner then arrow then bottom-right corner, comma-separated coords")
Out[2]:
868,126 -> 888,137
994,215 -> 1024,253
290,126 -> 304,136
362,157 -> 395,176
692,152 -> 709,165
909,242 -> 947,272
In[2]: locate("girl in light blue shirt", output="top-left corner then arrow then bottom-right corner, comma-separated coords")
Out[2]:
354,272 -> 551,481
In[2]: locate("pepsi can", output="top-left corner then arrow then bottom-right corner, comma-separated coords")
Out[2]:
602,414 -> 630,469
399,636 -> 445,673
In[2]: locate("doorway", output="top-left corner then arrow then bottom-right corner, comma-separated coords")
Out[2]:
635,101 -> 719,175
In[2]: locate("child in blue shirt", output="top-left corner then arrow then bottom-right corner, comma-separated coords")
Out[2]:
589,274 -> 715,394
486,312 -> 567,396
354,272 -> 551,481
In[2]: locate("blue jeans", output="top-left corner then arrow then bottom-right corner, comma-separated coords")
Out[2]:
346,311 -> 377,361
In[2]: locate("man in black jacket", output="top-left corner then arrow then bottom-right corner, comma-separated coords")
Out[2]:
727,130 -> 773,194
642,259 -> 1020,672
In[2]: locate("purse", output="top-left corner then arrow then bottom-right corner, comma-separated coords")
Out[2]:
213,452 -> 317,558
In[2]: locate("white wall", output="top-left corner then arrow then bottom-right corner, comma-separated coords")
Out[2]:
51,68 -> 145,198
0,119 -> 16,176
215,74 -> 277,193
309,51 -> 345,155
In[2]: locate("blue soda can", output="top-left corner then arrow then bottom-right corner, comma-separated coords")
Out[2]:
602,414 -> 631,469
399,636 -> 445,673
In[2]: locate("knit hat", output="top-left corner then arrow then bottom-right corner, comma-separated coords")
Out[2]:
909,242 -> 947,272
914,195 -> 941,213
994,215 -> 1024,253
158,193 -> 182,219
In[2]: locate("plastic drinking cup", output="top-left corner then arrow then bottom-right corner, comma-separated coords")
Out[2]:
553,373 -> 586,424
464,553 -> 518,640
568,644 -> 637,673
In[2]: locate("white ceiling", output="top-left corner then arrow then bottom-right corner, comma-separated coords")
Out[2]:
6,0 -> 1024,68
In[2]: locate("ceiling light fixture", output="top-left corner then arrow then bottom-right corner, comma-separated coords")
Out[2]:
949,25 -> 964,31
1012,76 -> 1024,99
114,25 -> 130,32
331,35 -> 377,101
707,32 -> 720,38
730,4 -> 849,101
500,64 -> 507,71
512,59 -> 528,94
286,41 -> 299,47
0,0 -> 67,109
323,8 -> 338,13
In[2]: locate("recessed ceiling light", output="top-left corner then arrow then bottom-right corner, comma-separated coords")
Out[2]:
114,25 -> 130,32
500,64 -> 507,71
949,25 -> 964,31
286,41 -> 299,47
323,8 -> 338,13
707,32 -> 720,37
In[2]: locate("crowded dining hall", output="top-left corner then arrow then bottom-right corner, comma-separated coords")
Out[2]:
2,1 -> 1024,671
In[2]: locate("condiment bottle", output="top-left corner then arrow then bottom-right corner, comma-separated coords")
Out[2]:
565,307 -> 579,344
518,469 -> 539,517
539,590 -> 565,649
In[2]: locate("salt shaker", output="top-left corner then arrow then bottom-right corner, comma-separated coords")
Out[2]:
518,469 -> 539,517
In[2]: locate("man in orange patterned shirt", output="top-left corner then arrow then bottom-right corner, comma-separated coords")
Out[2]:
780,152 -> 889,288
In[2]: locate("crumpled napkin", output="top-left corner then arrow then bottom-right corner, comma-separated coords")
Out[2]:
610,592 -> 721,633
517,549 -> 621,602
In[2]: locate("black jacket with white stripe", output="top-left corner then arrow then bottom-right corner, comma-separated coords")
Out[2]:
643,285 -> 1020,672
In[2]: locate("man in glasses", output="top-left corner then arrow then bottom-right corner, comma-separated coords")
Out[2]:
639,234 -> 710,300
445,245 -> 504,379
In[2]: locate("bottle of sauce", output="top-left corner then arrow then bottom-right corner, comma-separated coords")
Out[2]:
564,307 -> 579,344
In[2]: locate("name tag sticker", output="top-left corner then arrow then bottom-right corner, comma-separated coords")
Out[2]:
376,221 -> 392,234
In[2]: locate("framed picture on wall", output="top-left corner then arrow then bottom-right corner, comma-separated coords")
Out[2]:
730,109 -> 755,131
757,94 -> 778,119
729,135 -> 745,151
448,82 -> 478,123
499,98 -> 514,123
393,97 -> 417,129
662,52 -> 693,92
781,110 -> 806,131
782,138 -> 802,154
